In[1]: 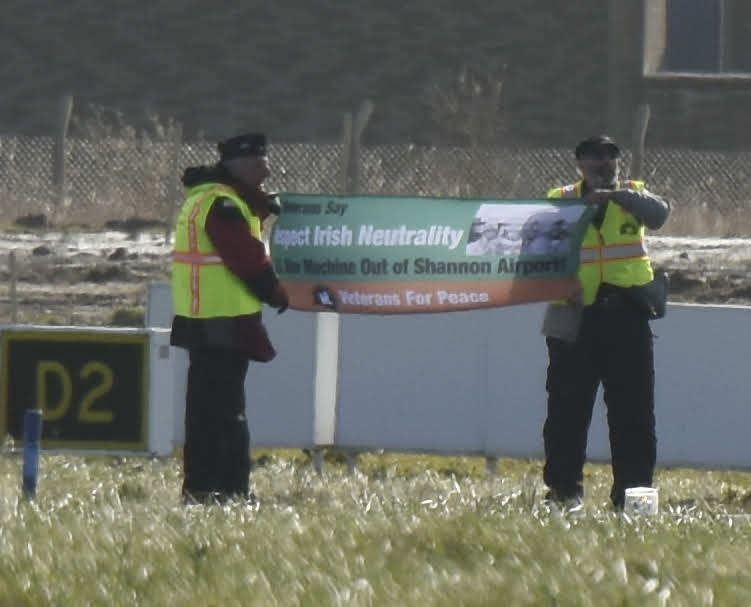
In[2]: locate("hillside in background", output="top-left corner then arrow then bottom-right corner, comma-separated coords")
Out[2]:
1,0 -> 609,145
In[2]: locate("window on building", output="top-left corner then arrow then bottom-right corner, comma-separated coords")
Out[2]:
662,0 -> 751,73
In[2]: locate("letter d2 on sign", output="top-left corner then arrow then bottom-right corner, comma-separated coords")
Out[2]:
0,329 -> 150,452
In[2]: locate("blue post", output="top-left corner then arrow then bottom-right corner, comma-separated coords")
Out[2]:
22,409 -> 43,498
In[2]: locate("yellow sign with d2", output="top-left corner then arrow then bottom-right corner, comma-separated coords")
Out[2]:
1,330 -> 149,451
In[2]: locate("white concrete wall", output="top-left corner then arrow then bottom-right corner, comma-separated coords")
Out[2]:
148,283 -> 751,469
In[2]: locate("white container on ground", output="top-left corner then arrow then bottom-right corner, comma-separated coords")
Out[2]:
624,487 -> 658,515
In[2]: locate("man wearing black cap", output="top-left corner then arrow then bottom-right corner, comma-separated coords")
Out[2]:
541,135 -> 671,510
171,132 -> 289,505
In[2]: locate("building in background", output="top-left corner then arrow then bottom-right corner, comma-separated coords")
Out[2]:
641,0 -> 751,146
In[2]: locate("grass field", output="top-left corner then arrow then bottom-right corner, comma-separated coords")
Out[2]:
2,450 -> 751,606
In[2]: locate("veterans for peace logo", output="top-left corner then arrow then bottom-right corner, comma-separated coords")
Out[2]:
313,286 -> 338,310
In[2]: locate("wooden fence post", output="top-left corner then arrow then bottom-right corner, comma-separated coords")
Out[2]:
630,103 -> 651,180
340,112 -> 353,194
340,100 -> 374,194
164,123 -> 183,244
9,251 -> 18,324
348,100 -> 374,194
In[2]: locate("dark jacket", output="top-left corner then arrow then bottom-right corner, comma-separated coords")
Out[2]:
170,163 -> 280,361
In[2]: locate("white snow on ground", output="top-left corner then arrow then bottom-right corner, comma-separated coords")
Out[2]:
0,231 -> 170,257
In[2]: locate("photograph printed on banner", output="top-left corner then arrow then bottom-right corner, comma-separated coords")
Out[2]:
465,203 -> 582,257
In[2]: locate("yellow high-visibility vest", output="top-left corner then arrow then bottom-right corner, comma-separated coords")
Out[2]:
172,183 -> 263,318
548,180 -> 654,305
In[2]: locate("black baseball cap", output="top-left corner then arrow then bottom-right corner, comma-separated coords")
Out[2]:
575,135 -> 620,159
218,133 -> 267,161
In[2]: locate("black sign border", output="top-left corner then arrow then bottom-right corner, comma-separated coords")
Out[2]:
0,329 -> 150,452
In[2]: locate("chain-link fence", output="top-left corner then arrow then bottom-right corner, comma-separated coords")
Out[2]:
2,134 -> 750,235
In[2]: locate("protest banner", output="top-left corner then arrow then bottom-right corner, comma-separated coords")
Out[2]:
270,194 -> 594,314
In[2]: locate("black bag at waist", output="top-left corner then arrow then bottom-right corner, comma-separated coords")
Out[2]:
592,275 -> 669,320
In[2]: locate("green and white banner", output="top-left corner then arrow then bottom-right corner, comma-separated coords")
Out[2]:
270,194 -> 594,314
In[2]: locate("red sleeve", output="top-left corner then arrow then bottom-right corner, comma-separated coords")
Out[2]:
205,203 -> 271,280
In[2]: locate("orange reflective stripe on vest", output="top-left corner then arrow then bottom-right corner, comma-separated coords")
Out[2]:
171,184 -> 262,318
187,188 -> 231,314
579,241 -> 648,264
600,242 -> 648,260
172,252 -> 223,264
547,179 -> 653,304
173,250 -> 225,314
182,187 -> 231,315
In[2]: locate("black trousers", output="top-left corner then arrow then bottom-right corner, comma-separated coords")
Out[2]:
183,347 -> 251,501
543,296 -> 656,508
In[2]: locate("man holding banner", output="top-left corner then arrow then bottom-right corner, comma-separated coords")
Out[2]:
171,132 -> 289,505
541,135 -> 671,510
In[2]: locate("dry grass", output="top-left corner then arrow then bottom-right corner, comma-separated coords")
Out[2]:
1,451 -> 751,606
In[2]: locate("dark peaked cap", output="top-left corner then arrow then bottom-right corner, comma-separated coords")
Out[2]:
218,133 -> 267,160
575,135 -> 620,158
